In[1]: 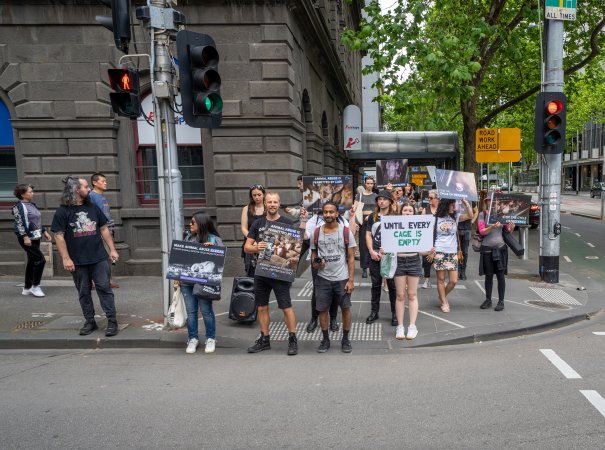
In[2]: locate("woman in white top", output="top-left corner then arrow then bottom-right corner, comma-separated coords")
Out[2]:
426,198 -> 473,312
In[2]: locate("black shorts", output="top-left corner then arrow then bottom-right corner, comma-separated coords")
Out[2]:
254,275 -> 292,309
314,276 -> 352,312
394,255 -> 422,277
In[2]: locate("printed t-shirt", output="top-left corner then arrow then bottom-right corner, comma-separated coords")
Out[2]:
310,224 -> 357,281
434,215 -> 458,253
51,203 -> 109,265
366,213 -> 387,251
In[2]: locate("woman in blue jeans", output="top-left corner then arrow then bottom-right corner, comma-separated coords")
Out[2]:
179,211 -> 222,355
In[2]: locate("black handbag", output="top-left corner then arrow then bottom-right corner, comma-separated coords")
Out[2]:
193,283 -> 222,301
503,229 -> 524,257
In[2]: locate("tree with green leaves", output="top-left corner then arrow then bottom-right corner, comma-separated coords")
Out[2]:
343,0 -> 605,172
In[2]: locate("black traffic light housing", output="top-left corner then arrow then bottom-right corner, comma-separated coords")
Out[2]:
96,0 -> 131,54
534,91 -> 567,154
107,68 -> 141,119
176,30 -> 223,129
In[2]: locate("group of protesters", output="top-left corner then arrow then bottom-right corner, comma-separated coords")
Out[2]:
12,172 -> 515,356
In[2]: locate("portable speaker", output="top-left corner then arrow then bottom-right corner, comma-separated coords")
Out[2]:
228,277 -> 257,323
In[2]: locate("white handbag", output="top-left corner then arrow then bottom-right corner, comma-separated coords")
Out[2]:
168,286 -> 187,329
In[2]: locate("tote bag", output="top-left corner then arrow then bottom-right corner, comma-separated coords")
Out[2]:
168,286 -> 187,329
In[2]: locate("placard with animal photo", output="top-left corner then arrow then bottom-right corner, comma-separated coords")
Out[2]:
254,222 -> 304,283
487,192 -> 531,225
301,175 -> 354,213
166,240 -> 226,286
435,169 -> 478,201
376,159 -> 408,188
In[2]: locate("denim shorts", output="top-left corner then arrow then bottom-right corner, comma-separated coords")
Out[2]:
394,255 -> 422,277
314,276 -> 352,312
254,275 -> 292,309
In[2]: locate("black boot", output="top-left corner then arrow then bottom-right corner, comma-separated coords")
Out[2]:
494,300 -> 505,311
79,319 -> 98,336
366,311 -> 379,324
459,269 -> 466,280
105,319 -> 119,337
306,317 -> 318,333
247,334 -> 271,353
391,312 -> 398,326
362,269 -> 368,278
480,299 -> 492,309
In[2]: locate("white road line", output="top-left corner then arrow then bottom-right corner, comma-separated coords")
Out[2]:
593,332 -> 605,336
562,226 -> 570,229
474,280 -> 486,294
416,309 -> 466,328
575,233 -> 581,237
580,390 -> 605,418
539,349 -> 582,379
587,243 -> 595,248
563,256 -> 572,263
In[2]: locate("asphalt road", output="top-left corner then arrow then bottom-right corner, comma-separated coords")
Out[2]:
1,313 -> 604,449
560,213 -> 605,286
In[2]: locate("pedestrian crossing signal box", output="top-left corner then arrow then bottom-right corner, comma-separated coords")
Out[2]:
107,68 -> 141,119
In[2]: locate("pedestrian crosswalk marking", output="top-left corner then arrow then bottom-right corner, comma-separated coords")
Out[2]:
268,322 -> 382,341
530,287 -> 581,306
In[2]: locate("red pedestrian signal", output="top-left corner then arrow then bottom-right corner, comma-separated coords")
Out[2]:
534,92 -> 567,154
107,68 -> 141,119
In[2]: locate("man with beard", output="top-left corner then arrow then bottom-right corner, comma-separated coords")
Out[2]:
51,177 -> 120,337
245,192 -> 299,355
310,202 -> 356,353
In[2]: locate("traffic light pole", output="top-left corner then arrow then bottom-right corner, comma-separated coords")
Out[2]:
149,0 -> 184,318
539,19 -> 564,283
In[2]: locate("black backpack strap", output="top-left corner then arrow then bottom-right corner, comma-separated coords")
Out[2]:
343,225 -> 349,253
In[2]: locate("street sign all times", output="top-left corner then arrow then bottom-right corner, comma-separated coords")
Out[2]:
545,0 -> 576,21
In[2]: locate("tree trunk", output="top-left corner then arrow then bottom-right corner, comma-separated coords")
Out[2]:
461,98 -> 478,174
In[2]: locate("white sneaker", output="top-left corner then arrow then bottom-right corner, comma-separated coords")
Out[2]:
406,325 -> 418,340
205,338 -> 216,353
30,286 -> 45,297
22,288 -> 32,296
186,338 -> 199,354
395,325 -> 405,340
421,279 -> 431,289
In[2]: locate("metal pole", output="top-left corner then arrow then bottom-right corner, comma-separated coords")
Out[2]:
576,130 -> 580,195
508,162 -> 511,192
539,18 -> 564,283
519,226 -> 529,261
601,191 -> 604,220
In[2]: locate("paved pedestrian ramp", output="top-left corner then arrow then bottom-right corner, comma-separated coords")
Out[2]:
529,287 -> 582,306
268,322 -> 382,341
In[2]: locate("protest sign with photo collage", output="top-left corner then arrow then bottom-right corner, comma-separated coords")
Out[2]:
375,159 -> 408,188
487,192 -> 531,225
302,175 -> 354,213
166,240 -> 226,286
435,169 -> 478,201
380,215 -> 436,253
254,222 -> 304,283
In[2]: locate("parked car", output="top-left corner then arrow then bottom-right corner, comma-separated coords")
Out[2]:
589,182 -> 605,198
529,202 -> 540,229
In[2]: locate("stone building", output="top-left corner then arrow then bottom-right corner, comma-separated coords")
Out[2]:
0,0 -> 363,276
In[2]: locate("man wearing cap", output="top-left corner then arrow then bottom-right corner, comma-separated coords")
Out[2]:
365,190 -> 397,325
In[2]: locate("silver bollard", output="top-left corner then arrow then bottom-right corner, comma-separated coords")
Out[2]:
601,191 -> 604,220
518,226 -> 529,260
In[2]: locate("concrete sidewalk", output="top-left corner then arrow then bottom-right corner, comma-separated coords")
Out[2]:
0,241 -> 602,352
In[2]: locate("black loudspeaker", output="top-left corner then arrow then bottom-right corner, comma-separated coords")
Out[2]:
228,277 -> 257,323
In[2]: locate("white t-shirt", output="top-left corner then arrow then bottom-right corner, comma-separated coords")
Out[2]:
310,224 -> 357,281
434,216 -> 458,253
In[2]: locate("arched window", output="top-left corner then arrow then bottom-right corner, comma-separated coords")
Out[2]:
0,100 -> 17,206
134,95 -> 205,206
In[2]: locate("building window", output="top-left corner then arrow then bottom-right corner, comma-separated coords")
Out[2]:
0,100 -> 17,206
134,95 -> 205,206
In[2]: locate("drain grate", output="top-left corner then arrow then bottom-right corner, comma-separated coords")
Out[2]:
529,287 -> 581,306
526,300 -> 571,310
268,322 -> 382,341
13,320 -> 44,330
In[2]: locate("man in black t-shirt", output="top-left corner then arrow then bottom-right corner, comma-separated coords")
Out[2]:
51,177 -> 120,337
244,192 -> 299,355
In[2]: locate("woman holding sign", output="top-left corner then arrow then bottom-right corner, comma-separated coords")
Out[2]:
477,191 -> 515,312
393,201 -> 425,340
180,211 -> 222,355
427,198 -> 474,313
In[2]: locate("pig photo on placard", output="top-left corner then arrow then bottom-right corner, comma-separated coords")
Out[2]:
301,175 -> 354,213
435,169 -> 478,201
487,193 -> 531,225
166,240 -> 226,286
255,222 -> 304,282
376,159 -> 408,188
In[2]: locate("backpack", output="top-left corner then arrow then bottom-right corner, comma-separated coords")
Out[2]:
313,225 -> 350,254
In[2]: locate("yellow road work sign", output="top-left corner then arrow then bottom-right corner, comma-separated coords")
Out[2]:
476,128 -> 520,163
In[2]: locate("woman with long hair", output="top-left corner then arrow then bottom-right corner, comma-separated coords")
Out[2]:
427,198 -> 474,312
393,201 -> 425,340
419,190 -> 439,289
12,184 -> 52,297
180,211 -> 222,354
351,176 -> 378,278
477,191 -> 515,311
240,184 -> 265,276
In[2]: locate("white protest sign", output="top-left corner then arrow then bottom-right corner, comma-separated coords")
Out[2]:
380,215 -> 436,253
